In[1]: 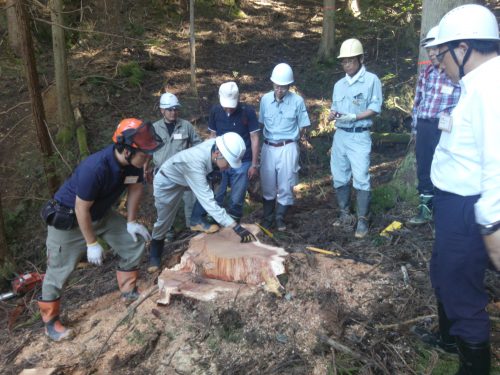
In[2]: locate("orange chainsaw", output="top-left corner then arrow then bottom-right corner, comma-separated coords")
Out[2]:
0,272 -> 45,301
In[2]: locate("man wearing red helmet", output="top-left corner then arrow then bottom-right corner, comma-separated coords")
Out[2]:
38,118 -> 163,342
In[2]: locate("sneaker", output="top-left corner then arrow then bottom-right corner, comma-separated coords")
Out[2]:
411,325 -> 458,355
276,217 -> 286,231
190,221 -> 220,234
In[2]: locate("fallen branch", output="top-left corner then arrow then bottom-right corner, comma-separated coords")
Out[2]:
89,285 -> 159,370
374,314 -> 436,330
0,101 -> 30,116
317,333 -> 389,373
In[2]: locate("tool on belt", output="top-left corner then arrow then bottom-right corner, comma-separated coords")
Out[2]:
0,272 -> 45,301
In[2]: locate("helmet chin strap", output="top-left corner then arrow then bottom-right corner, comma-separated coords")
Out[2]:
449,43 -> 472,79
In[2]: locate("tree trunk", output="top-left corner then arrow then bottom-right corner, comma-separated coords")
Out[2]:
49,0 -> 76,146
6,0 -> 21,56
0,190 -> 8,265
189,0 -> 198,96
14,0 -> 59,195
418,0 -> 478,68
344,0 -> 360,17
317,0 -> 336,62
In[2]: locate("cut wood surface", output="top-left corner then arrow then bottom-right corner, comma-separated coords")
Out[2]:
157,269 -> 255,305
157,224 -> 288,304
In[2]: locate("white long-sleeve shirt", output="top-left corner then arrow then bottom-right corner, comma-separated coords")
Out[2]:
431,56 -> 500,226
158,139 -> 235,227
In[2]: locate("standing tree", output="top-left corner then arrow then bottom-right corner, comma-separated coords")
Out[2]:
418,0 -> 478,66
189,0 -> 198,95
6,0 -> 21,56
317,0 -> 336,62
0,191 -> 8,266
14,0 -> 59,195
49,0 -> 76,146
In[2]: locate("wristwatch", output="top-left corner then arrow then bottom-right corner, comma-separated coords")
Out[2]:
251,164 -> 260,168
479,221 -> 500,236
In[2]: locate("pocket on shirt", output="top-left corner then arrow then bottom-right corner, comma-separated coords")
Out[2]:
352,92 -> 368,110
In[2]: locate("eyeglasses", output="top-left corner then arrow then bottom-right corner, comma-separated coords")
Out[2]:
165,107 -> 179,112
436,49 -> 450,63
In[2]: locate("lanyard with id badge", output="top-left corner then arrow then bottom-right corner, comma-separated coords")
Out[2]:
438,113 -> 453,132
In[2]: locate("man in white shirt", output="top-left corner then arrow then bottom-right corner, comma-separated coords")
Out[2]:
423,5 -> 499,374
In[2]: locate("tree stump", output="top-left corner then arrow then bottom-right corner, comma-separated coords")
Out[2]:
157,225 -> 288,305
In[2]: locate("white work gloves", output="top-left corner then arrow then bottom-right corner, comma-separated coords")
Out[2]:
127,221 -> 152,242
87,242 -> 104,266
337,113 -> 357,122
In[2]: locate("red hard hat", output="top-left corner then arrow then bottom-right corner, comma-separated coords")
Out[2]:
112,118 -> 163,154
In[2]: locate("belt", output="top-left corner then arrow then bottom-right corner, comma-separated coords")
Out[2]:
264,140 -> 295,147
337,127 -> 370,133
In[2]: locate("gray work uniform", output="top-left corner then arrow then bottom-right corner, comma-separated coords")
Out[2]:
151,118 -> 202,228
152,140 -> 235,240
43,212 -> 144,300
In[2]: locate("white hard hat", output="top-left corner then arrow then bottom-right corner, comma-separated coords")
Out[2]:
337,38 -> 364,58
159,92 -> 181,109
426,4 -> 500,47
270,63 -> 294,85
421,26 -> 439,47
219,81 -> 239,108
215,132 -> 246,169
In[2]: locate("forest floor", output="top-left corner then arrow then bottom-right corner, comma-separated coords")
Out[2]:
0,0 -> 499,374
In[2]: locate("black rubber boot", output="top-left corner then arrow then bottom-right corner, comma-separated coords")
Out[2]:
147,238 -> 165,273
333,185 -> 354,227
275,203 -> 289,231
261,198 -> 275,229
355,189 -> 371,238
456,337 -> 490,375
411,302 -> 458,354
437,303 -> 458,353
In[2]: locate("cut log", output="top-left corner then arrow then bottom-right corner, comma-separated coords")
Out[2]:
157,224 -> 288,305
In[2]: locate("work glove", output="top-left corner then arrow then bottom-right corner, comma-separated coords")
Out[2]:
233,224 -> 256,243
337,113 -> 357,122
87,242 -> 104,266
327,111 -> 341,122
484,229 -> 500,271
127,221 -> 152,242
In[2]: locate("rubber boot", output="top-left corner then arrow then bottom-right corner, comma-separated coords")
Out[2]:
147,238 -> 165,273
437,302 -> 458,353
456,337 -> 490,375
333,185 -> 355,227
261,198 -> 276,229
408,194 -> 433,225
355,189 -> 370,238
411,302 -> 458,354
116,269 -> 140,303
38,298 -> 74,342
275,203 -> 289,231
